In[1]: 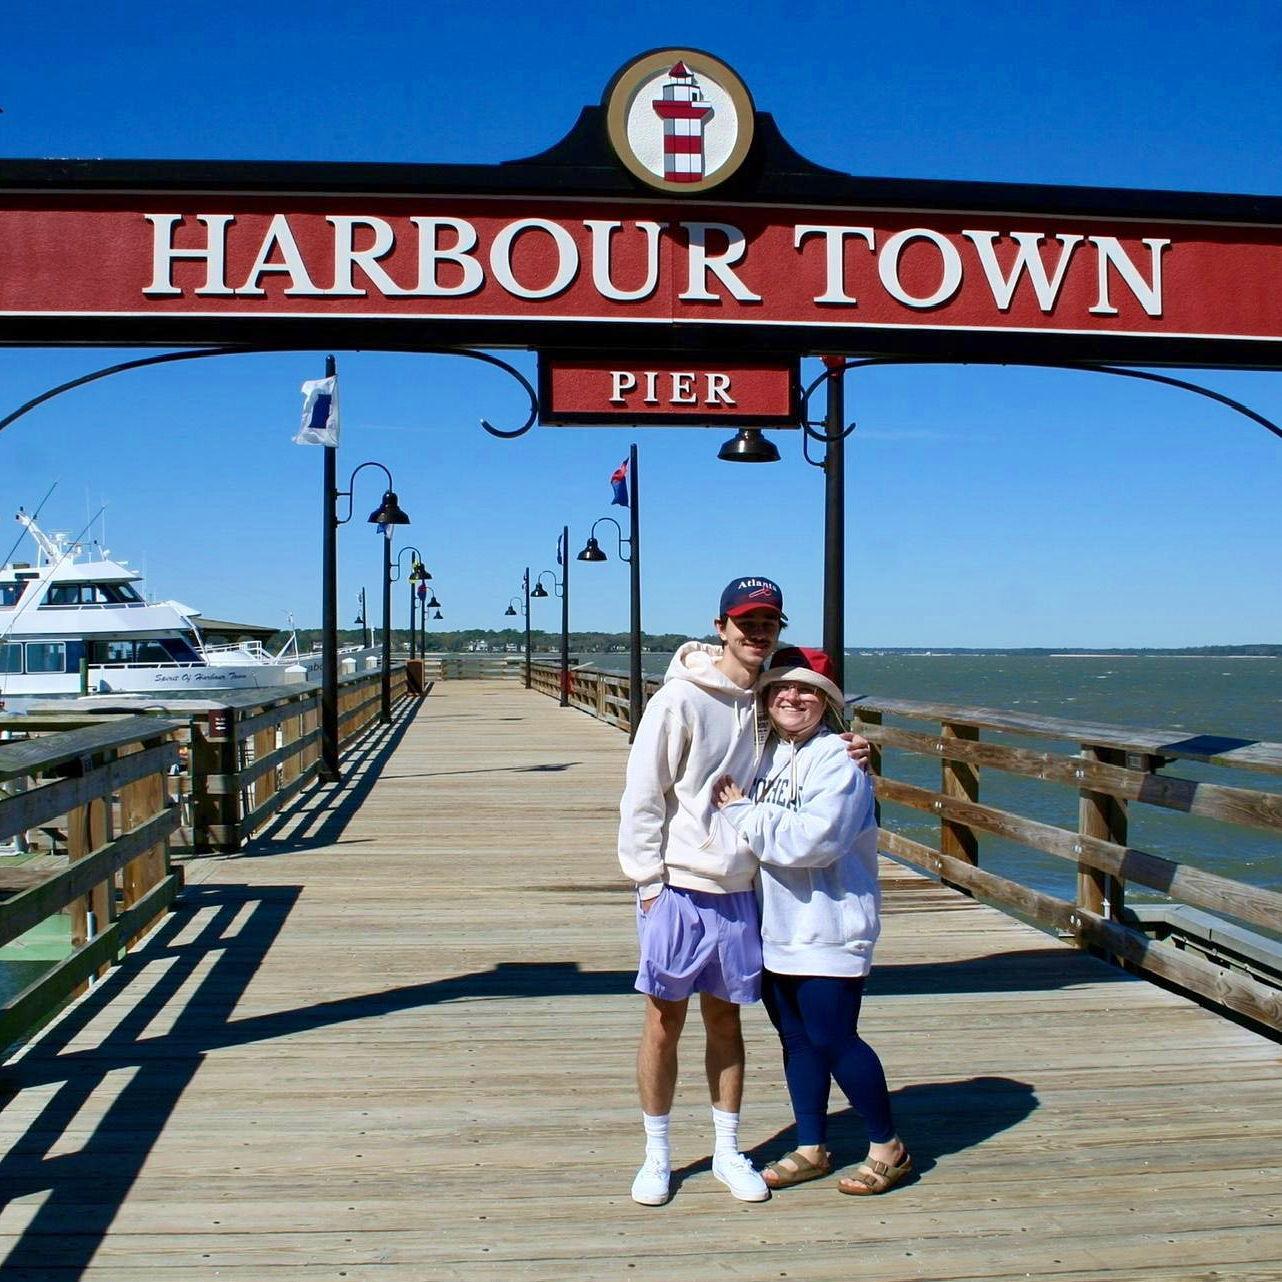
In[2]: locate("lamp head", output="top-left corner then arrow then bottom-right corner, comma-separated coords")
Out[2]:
410,560 -> 431,582
433,609 -> 443,620
577,535 -> 607,562
368,489 -> 411,525
426,594 -> 442,609
531,581 -> 550,598
716,428 -> 780,463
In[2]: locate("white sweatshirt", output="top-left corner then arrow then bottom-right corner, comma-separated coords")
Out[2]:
618,642 -> 760,897
719,728 -> 880,977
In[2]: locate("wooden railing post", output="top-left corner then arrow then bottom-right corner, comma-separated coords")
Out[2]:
940,721 -> 980,880
1077,744 -> 1128,922
191,706 -> 239,853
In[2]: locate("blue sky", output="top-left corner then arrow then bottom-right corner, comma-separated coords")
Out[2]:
1,0 -> 1278,647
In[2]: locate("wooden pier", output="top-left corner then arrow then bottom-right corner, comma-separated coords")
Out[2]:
2,679 -> 1280,1280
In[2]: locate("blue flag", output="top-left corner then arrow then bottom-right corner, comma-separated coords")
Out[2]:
610,458 -> 629,507
295,375 -> 339,446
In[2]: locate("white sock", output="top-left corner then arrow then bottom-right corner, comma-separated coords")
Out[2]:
642,1112 -> 670,1167
712,1106 -> 740,1157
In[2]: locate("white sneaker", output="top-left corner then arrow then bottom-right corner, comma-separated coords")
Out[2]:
631,1154 -> 671,1206
712,1150 -> 770,1202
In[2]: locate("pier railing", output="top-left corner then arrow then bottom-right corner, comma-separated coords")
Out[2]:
529,661 -> 1282,1033
846,697 -> 1282,1031
190,665 -> 410,851
0,715 -> 183,1050
530,660 -> 657,732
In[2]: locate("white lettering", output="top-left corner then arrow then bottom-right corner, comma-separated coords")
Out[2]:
962,231 -> 1083,311
144,214 -> 236,296
1089,237 -> 1169,317
670,372 -> 697,404
679,222 -> 762,302
585,220 -> 664,301
237,214 -> 321,296
795,224 -> 877,304
490,219 -> 578,300
643,371 -> 659,404
879,228 -> 963,309
409,217 -> 484,296
609,371 -> 637,403
706,372 -> 735,405
327,216 -> 406,297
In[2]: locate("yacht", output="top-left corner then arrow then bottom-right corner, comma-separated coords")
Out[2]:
0,511 -> 369,706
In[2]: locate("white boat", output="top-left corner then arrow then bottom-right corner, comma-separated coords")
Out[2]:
0,510 -> 375,708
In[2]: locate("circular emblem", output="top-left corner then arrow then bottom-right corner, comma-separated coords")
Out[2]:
604,49 -> 756,194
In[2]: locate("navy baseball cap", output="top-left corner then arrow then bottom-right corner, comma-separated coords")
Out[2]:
719,576 -> 787,622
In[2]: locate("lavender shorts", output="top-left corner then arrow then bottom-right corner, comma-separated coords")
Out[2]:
635,886 -> 762,1005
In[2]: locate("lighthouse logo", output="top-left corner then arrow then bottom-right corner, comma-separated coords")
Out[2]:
605,50 -> 756,194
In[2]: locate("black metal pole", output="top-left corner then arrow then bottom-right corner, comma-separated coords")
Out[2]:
523,567 -> 532,690
359,587 -> 371,649
381,528 -> 392,723
822,356 -> 846,688
420,600 -> 427,657
409,579 -> 417,661
320,353 -> 340,783
627,443 -> 643,743
559,526 -> 570,708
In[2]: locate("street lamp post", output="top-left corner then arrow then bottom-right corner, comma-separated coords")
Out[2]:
821,357 -> 845,681
530,553 -> 566,706
392,547 -> 430,661
577,444 -> 643,740
504,572 -> 532,689
324,459 -> 410,758
355,587 -> 371,649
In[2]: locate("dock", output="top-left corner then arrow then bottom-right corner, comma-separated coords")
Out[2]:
2,679 -> 1280,1280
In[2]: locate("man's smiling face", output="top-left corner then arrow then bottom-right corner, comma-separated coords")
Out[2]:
716,608 -> 782,673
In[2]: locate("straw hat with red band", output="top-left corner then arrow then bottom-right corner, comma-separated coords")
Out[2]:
756,646 -> 845,717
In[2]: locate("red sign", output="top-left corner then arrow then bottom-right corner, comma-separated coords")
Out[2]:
539,355 -> 798,425
3,195 -> 1282,350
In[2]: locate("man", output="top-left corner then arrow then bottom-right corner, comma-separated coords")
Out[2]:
618,575 -> 785,1206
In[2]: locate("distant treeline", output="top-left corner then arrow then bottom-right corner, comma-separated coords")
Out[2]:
278,629 -> 1280,658
283,627 -> 703,654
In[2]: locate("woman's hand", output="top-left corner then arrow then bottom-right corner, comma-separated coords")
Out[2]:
840,732 -> 872,770
713,774 -> 745,808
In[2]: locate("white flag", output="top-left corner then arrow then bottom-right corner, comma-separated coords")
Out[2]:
295,375 -> 339,446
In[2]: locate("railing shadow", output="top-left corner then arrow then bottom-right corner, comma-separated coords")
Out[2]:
236,693 -> 425,856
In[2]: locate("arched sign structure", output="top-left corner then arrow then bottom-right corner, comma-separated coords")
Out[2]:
2,47 -> 1281,374
1,48 -> 1278,778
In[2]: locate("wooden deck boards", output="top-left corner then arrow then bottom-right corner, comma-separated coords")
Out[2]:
1,680 -> 1279,1281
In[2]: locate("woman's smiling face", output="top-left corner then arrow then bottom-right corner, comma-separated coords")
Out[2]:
766,680 -> 825,741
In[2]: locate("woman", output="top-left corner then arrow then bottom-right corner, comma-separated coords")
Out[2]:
712,646 -> 911,1195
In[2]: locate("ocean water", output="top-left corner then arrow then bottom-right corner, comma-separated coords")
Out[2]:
595,651 -> 1282,905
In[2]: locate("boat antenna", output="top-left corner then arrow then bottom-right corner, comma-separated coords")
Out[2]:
0,480 -> 58,571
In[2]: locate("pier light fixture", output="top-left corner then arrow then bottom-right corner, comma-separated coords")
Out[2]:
433,609 -> 443,620
530,531 -> 570,707
392,546 -> 430,662
504,601 -> 518,616
574,443 -> 643,741
716,427 -> 780,463
511,569 -> 533,689
329,457 -> 410,735
425,592 -> 441,610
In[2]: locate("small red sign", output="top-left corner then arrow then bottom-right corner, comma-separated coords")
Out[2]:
539,355 -> 798,425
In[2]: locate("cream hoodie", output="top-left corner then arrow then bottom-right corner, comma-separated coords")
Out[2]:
618,641 -> 760,898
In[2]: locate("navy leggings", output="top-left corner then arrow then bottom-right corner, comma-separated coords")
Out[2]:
761,970 -> 895,1147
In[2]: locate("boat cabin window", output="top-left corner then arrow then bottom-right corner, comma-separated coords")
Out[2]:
89,639 -> 183,664
43,582 -> 142,606
0,643 -> 22,673
0,582 -> 29,608
24,642 -> 66,673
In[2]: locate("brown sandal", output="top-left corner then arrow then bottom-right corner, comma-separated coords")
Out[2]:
763,1149 -> 832,1189
837,1149 -> 913,1195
